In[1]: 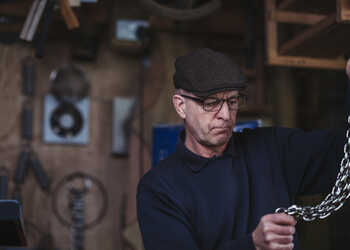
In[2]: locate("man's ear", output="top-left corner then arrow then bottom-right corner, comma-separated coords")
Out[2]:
173,94 -> 186,119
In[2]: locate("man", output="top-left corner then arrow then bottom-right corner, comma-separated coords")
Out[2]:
137,48 -> 346,250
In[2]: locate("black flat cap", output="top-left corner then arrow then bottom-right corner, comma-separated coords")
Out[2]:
173,48 -> 246,98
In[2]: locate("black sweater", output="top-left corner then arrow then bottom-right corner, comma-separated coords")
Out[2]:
137,127 -> 345,250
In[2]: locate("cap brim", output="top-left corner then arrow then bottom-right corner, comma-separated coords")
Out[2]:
190,85 -> 247,98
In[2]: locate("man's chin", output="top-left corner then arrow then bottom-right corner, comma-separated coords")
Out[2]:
210,134 -> 231,147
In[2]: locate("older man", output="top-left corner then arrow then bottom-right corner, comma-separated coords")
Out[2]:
137,48 -> 346,250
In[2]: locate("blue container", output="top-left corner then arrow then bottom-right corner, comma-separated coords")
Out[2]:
152,120 -> 261,167
233,120 -> 261,132
152,124 -> 183,167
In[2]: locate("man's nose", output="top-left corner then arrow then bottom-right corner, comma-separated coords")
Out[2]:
217,101 -> 231,120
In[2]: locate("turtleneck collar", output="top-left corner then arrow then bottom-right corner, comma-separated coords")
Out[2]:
176,130 -> 238,172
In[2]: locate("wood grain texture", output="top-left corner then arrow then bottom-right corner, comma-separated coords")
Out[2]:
0,39 -> 138,249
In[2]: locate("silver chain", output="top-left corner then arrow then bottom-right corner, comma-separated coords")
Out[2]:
275,115 -> 350,221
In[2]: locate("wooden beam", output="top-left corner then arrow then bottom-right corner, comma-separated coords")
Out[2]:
279,13 -> 350,58
265,0 -> 278,58
268,55 -> 345,70
274,10 -> 326,25
279,14 -> 337,56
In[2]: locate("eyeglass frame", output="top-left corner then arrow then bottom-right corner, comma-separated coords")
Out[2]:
180,93 -> 247,112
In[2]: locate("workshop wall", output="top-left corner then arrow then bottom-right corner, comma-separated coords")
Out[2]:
0,39 -> 141,249
0,1 -> 152,249
1,1 -> 350,250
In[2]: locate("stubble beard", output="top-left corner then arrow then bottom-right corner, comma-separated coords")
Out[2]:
203,129 -> 232,148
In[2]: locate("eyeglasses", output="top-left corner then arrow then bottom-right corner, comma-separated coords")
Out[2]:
180,94 -> 247,112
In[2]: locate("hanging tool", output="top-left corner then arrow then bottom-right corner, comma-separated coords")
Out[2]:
14,57 -> 51,195
59,0 -> 80,30
21,102 -> 33,141
52,172 -> 108,229
35,0 -> 56,58
14,149 -> 51,192
22,57 -> 36,97
69,183 -> 89,250
30,152 -> 50,191
14,149 -> 31,185
20,0 -> 48,42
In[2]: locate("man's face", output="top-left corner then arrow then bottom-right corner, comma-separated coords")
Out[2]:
179,90 -> 239,152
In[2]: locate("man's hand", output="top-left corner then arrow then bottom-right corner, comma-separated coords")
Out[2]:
346,58 -> 350,80
252,213 -> 296,250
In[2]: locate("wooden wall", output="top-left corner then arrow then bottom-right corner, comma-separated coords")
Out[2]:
0,38 -> 142,249
1,1 -> 350,250
0,21 -> 190,250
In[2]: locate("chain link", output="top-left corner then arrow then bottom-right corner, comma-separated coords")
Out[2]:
275,115 -> 350,221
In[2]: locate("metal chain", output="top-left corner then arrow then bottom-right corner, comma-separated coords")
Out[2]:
275,115 -> 350,221
70,188 -> 86,250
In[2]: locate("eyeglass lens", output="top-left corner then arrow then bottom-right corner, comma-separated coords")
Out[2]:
203,96 -> 245,111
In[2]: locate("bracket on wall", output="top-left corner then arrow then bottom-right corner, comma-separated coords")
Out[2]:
265,0 -> 350,70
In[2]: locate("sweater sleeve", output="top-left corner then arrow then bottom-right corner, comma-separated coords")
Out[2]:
274,127 -> 346,198
137,173 -> 256,250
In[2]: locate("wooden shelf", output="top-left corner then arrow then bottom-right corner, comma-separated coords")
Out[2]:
279,13 -> 350,58
265,0 -> 349,70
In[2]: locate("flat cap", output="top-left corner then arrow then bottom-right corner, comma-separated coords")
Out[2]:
173,48 -> 246,98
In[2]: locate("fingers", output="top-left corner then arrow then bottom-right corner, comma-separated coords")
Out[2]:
265,230 -> 293,244
252,213 -> 297,250
263,213 -> 297,226
262,222 -> 295,237
346,58 -> 350,79
268,242 -> 294,250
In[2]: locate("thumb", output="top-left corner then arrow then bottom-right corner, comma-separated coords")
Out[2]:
346,58 -> 350,80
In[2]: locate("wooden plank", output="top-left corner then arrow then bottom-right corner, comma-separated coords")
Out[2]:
274,10 -> 326,25
268,54 -> 345,70
279,13 -> 337,56
59,0 -> 80,30
279,13 -> 350,58
265,0 -> 278,58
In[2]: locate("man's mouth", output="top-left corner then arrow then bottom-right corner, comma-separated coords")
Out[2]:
212,127 -> 231,132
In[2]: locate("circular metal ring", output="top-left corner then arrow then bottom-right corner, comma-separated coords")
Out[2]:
52,172 -> 108,230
